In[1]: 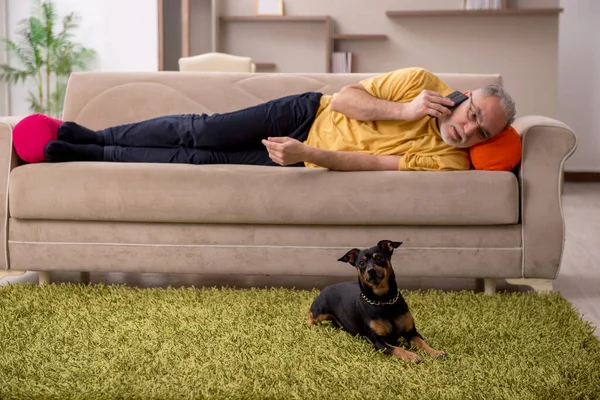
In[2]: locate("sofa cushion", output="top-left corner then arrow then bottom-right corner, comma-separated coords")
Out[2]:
9,163 -> 519,225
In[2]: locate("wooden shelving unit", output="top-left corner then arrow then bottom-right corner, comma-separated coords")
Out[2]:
386,8 -> 563,17
219,17 -> 387,72
219,15 -> 333,72
332,34 -> 388,40
161,0 -> 563,73
331,34 -> 388,73
220,15 -> 331,22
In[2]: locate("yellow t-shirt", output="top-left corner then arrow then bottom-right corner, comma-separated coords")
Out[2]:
303,67 -> 471,171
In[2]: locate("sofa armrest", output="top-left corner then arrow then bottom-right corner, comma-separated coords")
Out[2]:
513,115 -> 577,279
0,116 -> 27,271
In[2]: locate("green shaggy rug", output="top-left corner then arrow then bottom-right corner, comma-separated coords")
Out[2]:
0,283 -> 599,400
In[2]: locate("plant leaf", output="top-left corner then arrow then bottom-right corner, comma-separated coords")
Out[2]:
0,0 -> 96,115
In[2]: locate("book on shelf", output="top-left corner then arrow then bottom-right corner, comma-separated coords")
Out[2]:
464,0 -> 503,10
332,52 -> 353,73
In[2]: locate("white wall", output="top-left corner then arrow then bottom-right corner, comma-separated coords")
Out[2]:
6,0 -> 158,116
558,0 -> 600,172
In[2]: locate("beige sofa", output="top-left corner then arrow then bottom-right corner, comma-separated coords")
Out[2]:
0,71 -> 577,293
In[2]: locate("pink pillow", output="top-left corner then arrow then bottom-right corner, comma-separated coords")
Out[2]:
12,114 -> 63,163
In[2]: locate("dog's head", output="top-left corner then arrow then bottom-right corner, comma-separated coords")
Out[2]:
338,240 -> 402,290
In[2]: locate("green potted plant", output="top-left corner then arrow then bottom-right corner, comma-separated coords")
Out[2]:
0,0 -> 96,118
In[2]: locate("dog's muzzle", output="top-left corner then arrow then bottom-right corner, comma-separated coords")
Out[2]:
366,268 -> 383,284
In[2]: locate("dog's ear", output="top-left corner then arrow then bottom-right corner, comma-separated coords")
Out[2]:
338,249 -> 360,266
377,240 -> 403,254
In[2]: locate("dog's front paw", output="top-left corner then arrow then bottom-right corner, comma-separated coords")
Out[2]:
431,350 -> 448,359
410,354 -> 423,364
392,348 -> 423,363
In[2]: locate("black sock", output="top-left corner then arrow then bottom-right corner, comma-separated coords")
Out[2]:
44,140 -> 104,162
57,121 -> 105,145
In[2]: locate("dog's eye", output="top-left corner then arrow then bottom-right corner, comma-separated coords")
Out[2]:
358,260 -> 365,267
373,254 -> 383,263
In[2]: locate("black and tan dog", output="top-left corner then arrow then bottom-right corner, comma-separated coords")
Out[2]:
308,240 -> 446,363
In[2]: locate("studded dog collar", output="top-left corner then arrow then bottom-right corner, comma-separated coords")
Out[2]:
360,291 -> 401,306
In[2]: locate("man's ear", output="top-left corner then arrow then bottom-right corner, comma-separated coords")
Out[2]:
377,240 -> 403,254
338,249 -> 360,266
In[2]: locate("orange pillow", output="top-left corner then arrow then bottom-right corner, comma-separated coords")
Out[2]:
469,125 -> 522,171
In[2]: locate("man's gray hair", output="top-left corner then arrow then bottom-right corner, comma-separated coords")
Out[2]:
476,84 -> 516,128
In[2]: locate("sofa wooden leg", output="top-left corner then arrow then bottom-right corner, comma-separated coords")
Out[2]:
81,272 -> 91,284
38,271 -> 51,285
483,278 -> 497,294
0,270 -> 26,281
505,279 -> 553,293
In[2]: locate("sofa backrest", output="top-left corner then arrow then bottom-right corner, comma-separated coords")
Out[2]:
62,71 -> 503,129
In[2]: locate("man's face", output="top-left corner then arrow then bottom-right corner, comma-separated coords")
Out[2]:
438,91 -> 508,148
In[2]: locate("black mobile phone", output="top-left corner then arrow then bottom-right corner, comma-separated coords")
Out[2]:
428,90 -> 468,117
446,90 -> 468,110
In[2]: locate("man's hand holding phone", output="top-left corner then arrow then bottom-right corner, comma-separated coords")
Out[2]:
401,90 -> 455,120
427,90 -> 469,119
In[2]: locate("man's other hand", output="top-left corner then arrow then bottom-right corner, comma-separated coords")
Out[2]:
262,137 -> 308,166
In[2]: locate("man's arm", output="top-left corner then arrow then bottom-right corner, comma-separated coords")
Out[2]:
261,137 -> 401,171
330,83 -> 455,121
330,84 -> 404,121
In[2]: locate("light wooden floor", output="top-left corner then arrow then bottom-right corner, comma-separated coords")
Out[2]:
553,182 -> 600,337
2,182 -> 599,337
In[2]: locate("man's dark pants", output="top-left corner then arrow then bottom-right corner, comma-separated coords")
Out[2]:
100,92 -> 323,166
